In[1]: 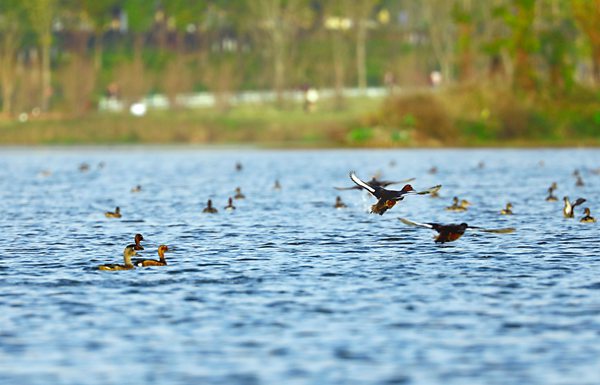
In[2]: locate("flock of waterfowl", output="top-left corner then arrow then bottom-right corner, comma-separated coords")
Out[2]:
89,159 -> 596,271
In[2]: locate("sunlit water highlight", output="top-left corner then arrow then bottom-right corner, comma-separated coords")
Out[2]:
1,148 -> 599,385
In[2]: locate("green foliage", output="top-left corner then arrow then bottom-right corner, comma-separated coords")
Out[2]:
347,126 -> 373,142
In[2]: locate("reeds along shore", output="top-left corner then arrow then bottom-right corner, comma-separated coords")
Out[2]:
0,88 -> 599,147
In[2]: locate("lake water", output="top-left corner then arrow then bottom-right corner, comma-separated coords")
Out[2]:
1,147 -> 599,385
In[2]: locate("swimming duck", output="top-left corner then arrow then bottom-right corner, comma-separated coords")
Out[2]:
105,207 -> 122,218
133,245 -> 169,267
235,162 -> 243,171
545,187 -> 558,202
334,196 -> 347,209
399,218 -> 515,243
563,196 -> 586,218
131,185 -> 142,193
446,197 -> 469,212
349,171 -> 441,215
79,162 -> 90,172
234,187 -> 245,199
98,244 -> 137,271
133,233 -> 144,250
500,202 -> 513,215
575,175 -> 584,187
203,199 -> 218,214
580,208 -> 596,223
428,166 -> 438,174
335,176 -> 416,191
273,180 -> 282,190
224,197 -> 236,211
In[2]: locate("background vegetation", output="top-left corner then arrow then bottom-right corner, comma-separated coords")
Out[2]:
0,0 -> 599,146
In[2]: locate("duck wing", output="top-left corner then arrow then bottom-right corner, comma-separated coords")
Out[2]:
334,185 -> 361,191
467,225 -> 515,234
389,184 -> 442,200
414,185 -> 442,195
349,171 -> 379,196
573,198 -> 586,207
377,177 -> 416,187
398,217 -> 434,229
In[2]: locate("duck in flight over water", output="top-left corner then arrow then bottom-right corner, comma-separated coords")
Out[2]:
399,218 -> 515,243
349,171 -> 441,215
335,175 -> 415,191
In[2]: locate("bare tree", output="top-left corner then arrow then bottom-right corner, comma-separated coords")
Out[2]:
571,0 -> 600,86
0,0 -> 25,116
248,0 -> 313,105
23,0 -> 56,112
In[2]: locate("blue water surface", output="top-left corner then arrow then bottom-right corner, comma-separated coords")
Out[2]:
1,147 -> 599,385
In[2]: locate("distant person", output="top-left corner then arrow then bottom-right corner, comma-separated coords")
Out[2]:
303,84 -> 319,113
429,70 -> 442,88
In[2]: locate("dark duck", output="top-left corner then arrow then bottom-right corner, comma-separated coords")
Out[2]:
334,196 -> 347,209
133,233 -> 144,250
203,199 -> 218,214
349,171 -> 440,215
580,208 -> 596,223
224,197 -> 236,211
399,218 -> 515,243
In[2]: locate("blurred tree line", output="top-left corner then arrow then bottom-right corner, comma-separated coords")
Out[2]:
0,0 -> 599,118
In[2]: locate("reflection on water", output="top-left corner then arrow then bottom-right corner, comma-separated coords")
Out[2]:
1,148 -> 599,385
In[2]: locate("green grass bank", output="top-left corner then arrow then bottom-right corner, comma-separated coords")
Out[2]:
1,88 -> 599,147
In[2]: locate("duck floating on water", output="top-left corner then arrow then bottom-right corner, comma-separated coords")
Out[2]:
545,186 -> 558,202
133,233 -> 144,250
399,218 -> 515,243
203,199 -> 218,214
563,196 -> 586,218
234,187 -> 245,199
133,245 -> 169,267
98,244 -> 137,271
580,208 -> 596,223
349,171 -> 441,215
105,207 -> 122,218
334,196 -> 347,209
273,180 -> 282,191
79,162 -> 90,172
131,185 -> 142,193
575,175 -> 585,187
500,202 -> 513,215
446,197 -> 470,212
224,197 -> 236,211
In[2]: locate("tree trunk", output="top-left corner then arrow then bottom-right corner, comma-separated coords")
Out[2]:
41,33 -> 51,112
94,30 -> 104,72
356,19 -> 367,93
272,26 -> 285,106
331,32 -> 345,109
593,45 -> 600,85
0,30 -> 18,117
